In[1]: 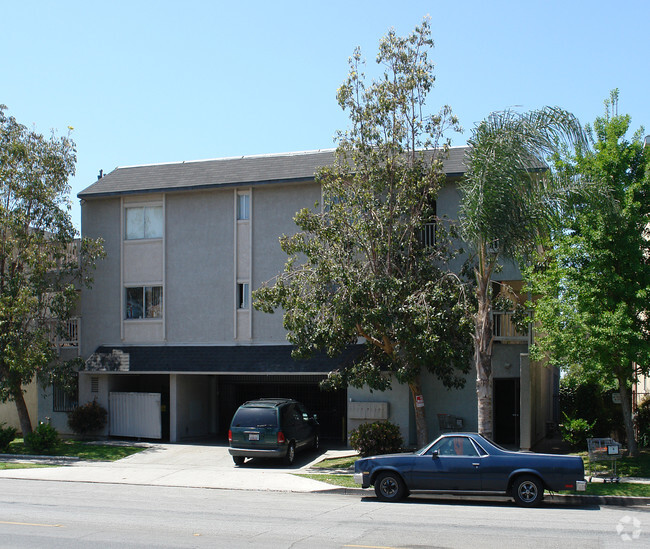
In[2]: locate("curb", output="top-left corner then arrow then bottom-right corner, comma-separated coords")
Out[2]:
326,486 -> 650,506
0,453 -> 80,462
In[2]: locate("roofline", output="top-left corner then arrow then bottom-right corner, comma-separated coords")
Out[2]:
78,175 -> 318,200
78,146 -> 473,200
115,148 -> 338,171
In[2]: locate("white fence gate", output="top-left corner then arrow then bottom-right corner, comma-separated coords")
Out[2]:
109,392 -> 162,439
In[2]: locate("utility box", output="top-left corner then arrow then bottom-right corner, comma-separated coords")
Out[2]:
348,401 -> 389,420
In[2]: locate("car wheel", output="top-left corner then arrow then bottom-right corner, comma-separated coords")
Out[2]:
513,475 -> 543,507
232,456 -> 245,466
374,471 -> 407,502
284,442 -> 296,465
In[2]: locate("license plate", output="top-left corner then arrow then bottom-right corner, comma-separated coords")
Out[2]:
248,433 -> 259,441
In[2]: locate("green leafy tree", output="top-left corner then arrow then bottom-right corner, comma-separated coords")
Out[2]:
458,107 -> 587,439
526,91 -> 650,456
254,19 -> 473,447
0,105 -> 104,435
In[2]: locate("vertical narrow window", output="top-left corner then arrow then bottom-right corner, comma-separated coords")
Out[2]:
237,283 -> 249,309
237,194 -> 250,220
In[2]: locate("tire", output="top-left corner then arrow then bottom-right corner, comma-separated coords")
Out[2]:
284,442 -> 296,465
512,475 -> 543,507
374,471 -> 407,502
232,456 -> 245,466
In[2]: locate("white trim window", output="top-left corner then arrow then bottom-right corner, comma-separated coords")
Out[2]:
237,282 -> 250,309
237,193 -> 250,221
125,205 -> 163,240
125,286 -> 163,319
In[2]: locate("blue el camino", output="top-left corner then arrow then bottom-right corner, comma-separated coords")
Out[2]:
354,432 -> 586,506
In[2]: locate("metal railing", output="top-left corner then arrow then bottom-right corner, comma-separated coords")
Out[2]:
419,222 -> 436,247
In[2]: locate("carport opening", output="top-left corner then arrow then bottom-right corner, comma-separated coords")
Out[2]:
217,375 -> 347,445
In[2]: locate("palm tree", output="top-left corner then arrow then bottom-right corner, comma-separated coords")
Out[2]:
458,107 -> 587,439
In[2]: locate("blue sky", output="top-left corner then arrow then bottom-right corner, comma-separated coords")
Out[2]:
2,0 -> 649,229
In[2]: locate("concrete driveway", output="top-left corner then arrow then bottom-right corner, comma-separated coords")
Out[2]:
0,443 -> 357,494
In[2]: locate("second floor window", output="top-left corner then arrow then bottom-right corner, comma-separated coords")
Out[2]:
125,286 -> 163,319
126,205 -> 163,240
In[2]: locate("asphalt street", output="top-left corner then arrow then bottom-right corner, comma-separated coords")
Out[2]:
0,477 -> 648,548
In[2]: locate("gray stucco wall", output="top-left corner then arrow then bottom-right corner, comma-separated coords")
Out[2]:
252,182 -> 321,343
81,197 -> 122,354
165,190 -> 234,343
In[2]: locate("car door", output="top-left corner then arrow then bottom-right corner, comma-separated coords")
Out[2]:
410,436 -> 482,491
293,403 -> 312,449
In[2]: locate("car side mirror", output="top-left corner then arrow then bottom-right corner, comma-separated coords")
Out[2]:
431,450 -> 439,459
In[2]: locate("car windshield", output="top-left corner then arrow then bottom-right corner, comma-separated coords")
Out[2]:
231,407 -> 278,428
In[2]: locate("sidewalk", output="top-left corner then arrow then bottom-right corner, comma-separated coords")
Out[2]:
0,443 -> 354,494
1,443 -> 649,506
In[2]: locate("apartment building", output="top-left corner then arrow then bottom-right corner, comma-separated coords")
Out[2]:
71,148 -> 555,448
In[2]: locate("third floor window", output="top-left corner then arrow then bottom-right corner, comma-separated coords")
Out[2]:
125,205 -> 163,240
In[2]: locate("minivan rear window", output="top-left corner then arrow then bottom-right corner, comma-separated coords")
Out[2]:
231,407 -> 278,428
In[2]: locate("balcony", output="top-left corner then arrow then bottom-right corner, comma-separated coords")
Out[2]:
45,317 -> 80,351
492,310 -> 531,344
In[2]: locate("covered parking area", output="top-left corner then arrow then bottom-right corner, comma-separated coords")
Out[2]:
80,345 -> 360,444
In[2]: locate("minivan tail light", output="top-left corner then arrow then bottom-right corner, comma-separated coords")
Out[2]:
277,431 -> 286,443
228,429 -> 233,443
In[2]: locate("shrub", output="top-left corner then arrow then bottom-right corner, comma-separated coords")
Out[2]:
24,422 -> 60,455
560,414 -> 595,449
349,420 -> 404,457
560,376 -> 623,440
0,423 -> 17,452
67,400 -> 107,436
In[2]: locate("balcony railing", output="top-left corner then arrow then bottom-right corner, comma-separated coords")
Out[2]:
44,317 -> 80,349
492,310 -> 531,344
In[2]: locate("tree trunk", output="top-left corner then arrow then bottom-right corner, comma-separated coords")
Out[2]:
409,376 -> 428,448
476,351 -> 493,440
475,251 -> 494,440
617,375 -> 638,458
11,386 -> 33,437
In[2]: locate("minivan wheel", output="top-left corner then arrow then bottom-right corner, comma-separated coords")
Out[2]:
233,456 -> 245,466
284,442 -> 296,465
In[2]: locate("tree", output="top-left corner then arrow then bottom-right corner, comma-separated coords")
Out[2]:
254,19 -> 473,447
525,90 -> 650,456
458,107 -> 587,439
0,105 -> 103,435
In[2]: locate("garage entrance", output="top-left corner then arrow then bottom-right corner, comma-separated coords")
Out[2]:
217,375 -> 347,444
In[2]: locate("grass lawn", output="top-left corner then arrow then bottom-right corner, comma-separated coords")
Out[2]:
0,462 -> 54,470
312,456 -> 358,470
578,448 -> 650,479
296,473 -> 357,488
3,439 -> 146,461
